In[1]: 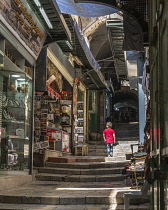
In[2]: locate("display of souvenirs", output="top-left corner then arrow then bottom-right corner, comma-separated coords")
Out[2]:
25,66 -> 32,77
8,153 -> 18,165
75,126 -> 83,134
78,134 -> 84,142
16,128 -> 25,138
77,118 -> 83,126
8,81 -> 16,91
34,92 -> 71,152
62,105 -> 70,114
60,114 -> 70,125
123,152 -> 146,187
74,101 -> 84,145
61,91 -> 72,100
77,110 -> 83,118
17,85 -> 21,92
77,101 -> 83,109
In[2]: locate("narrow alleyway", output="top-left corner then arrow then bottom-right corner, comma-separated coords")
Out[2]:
0,123 -> 150,210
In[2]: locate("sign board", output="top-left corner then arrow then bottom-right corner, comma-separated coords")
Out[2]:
0,0 -> 47,59
46,128 -> 62,141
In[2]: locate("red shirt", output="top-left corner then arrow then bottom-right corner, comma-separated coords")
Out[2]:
103,128 -> 115,143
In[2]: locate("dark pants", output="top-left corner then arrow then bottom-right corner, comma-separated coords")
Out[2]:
106,143 -> 113,156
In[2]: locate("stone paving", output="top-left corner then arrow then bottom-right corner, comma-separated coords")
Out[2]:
0,180 -> 150,209
0,203 -> 151,210
0,157 -> 150,209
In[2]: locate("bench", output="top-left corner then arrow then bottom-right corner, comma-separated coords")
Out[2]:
123,180 -> 150,210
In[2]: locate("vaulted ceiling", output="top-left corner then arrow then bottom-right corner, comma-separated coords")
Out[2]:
76,0 -> 149,108
76,0 -> 149,33
28,0 -> 149,109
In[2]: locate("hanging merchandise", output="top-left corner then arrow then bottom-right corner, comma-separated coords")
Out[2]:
60,113 -> 70,125
34,92 -> 71,152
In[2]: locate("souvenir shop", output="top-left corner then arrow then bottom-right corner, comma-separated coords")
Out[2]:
34,45 -> 86,163
0,0 -> 46,173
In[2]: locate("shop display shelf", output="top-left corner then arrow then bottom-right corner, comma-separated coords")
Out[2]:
6,106 -> 26,109
2,119 -> 28,124
8,136 -> 29,140
4,56 -> 32,80
8,150 -> 16,152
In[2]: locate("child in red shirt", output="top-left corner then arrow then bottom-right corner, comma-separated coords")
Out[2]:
103,122 -> 116,157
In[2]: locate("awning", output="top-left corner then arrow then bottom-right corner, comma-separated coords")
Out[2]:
73,20 -> 108,89
56,14 -> 109,89
56,0 -> 118,17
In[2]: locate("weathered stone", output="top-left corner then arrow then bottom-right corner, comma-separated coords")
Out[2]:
40,196 -> 59,204
1,196 -> 21,204
22,196 -> 41,204
60,197 -> 85,205
80,176 -> 96,182
86,196 -> 109,204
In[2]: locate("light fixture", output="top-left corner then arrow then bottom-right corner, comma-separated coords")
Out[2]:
33,0 -> 53,29
17,78 -> 25,81
39,8 -> 53,29
33,0 -> 41,7
11,75 -> 20,78
66,41 -> 73,50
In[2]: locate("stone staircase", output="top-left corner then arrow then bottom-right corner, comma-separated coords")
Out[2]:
0,156 -> 150,209
0,123 -> 149,209
88,140 -> 139,161
115,122 -> 139,141
35,156 -> 126,182
88,122 -> 139,160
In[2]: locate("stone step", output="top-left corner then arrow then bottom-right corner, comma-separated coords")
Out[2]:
0,179 -> 150,208
88,147 -> 132,152
47,156 -> 105,163
88,143 -> 138,149
114,148 -> 132,153
113,152 -> 129,157
45,160 -> 130,169
117,141 -> 139,144
35,173 -> 125,182
88,152 -> 127,157
0,203 -> 151,209
36,166 -> 124,175
88,147 -> 131,154
104,143 -> 135,146
88,150 -> 131,155
88,145 -> 107,149
105,156 -> 126,161
0,189 -> 149,206
113,149 -> 131,154
88,153 -> 107,156
117,137 -> 139,140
